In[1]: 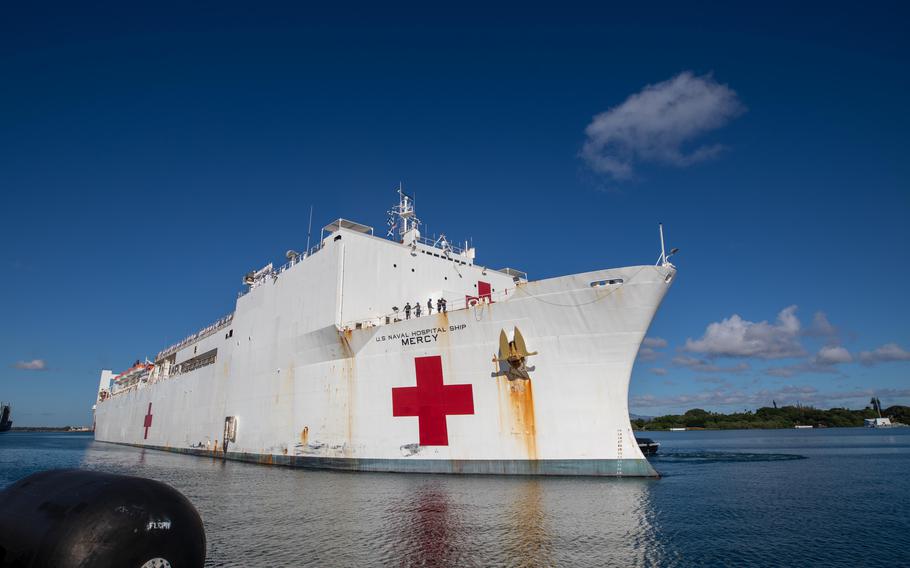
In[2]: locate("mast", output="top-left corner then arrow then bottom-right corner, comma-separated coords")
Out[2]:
387,183 -> 421,245
659,223 -> 667,265
306,205 -> 314,255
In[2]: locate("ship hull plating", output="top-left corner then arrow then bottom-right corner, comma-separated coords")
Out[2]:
98,442 -> 660,476
95,259 -> 673,477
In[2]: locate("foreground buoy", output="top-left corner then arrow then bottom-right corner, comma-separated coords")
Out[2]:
0,469 -> 205,568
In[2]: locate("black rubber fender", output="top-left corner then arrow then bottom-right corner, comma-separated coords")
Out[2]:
0,469 -> 205,568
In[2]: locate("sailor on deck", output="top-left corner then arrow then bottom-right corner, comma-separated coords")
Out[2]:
404,302 -> 411,320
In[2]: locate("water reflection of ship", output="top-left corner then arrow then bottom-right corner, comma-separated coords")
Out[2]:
392,485 -> 463,567
388,482 -> 554,566
0,402 -> 12,432
504,480 -> 553,567
386,479 -> 667,566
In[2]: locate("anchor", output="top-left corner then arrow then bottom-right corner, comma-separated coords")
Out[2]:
495,326 -> 538,380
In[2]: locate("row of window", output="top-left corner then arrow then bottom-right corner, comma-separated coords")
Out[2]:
391,263 -> 453,280
415,248 -> 470,265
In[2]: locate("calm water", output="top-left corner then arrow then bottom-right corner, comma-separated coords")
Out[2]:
1,428 -> 908,567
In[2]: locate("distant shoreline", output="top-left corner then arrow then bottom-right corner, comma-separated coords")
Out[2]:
632,404 -> 909,431
633,425 -> 907,432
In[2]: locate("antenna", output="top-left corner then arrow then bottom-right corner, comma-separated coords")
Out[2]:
655,224 -> 679,266
305,205 -> 314,255
659,223 -> 666,265
388,183 -> 420,242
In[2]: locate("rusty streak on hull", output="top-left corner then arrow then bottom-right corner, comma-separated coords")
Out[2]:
496,374 -> 538,461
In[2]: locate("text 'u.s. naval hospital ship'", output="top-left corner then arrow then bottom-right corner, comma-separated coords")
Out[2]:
94,188 -> 677,476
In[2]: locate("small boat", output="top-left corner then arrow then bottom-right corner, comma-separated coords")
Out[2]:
636,437 -> 660,456
864,418 -> 893,428
865,397 -> 895,428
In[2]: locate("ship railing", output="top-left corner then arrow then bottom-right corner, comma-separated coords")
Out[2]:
156,313 -> 234,361
339,286 -> 519,331
110,383 -> 138,397
237,242 -> 325,298
412,235 -> 467,256
274,241 -> 324,276
236,233 -> 477,302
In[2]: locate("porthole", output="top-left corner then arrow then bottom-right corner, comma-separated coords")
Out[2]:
411,268 -> 415,273
393,264 -> 397,268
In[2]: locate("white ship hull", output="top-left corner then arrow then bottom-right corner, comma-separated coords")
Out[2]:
95,207 -> 675,476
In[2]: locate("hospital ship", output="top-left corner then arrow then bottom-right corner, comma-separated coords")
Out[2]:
94,188 -> 677,476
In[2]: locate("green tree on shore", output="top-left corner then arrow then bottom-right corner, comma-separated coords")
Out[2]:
632,405 -> 910,430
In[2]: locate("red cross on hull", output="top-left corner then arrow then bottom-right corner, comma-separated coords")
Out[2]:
392,356 -> 474,446
143,403 -> 153,439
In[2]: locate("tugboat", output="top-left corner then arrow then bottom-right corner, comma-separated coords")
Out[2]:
636,437 -> 660,456
0,402 -> 12,432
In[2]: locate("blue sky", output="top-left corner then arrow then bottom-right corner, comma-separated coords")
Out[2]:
2,2 -> 908,425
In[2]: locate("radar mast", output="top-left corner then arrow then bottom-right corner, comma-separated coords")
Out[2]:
387,184 -> 421,245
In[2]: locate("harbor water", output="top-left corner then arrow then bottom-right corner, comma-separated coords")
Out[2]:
1,428 -> 908,567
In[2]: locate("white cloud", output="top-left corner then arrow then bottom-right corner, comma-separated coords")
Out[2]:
638,336 -> 668,362
672,354 -> 749,373
814,346 -> 853,365
859,343 -> 910,366
581,71 -> 744,180
638,347 -> 661,363
804,311 -> 838,339
14,359 -> 46,371
765,345 -> 854,377
649,367 -> 668,376
764,366 -> 799,378
684,305 -> 805,360
642,337 -> 668,348
637,347 -> 660,362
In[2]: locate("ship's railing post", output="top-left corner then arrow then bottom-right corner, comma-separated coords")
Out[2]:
339,285 -> 515,330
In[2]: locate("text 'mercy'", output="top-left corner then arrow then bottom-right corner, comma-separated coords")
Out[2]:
376,324 -> 468,346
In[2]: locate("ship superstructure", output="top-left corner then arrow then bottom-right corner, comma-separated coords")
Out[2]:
94,188 -> 676,476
